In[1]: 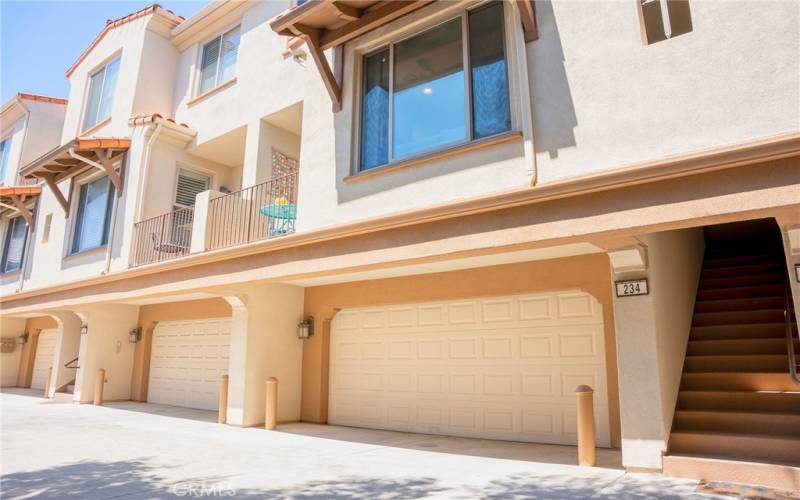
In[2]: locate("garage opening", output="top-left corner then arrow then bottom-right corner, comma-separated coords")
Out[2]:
147,318 -> 231,411
329,291 -> 611,446
30,329 -> 57,390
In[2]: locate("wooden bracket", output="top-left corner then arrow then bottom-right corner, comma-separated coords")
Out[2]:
93,149 -> 124,194
42,174 -> 70,214
9,195 -> 34,228
331,2 -> 362,22
516,0 -> 539,42
295,24 -> 343,111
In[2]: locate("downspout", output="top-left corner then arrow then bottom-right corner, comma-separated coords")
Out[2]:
135,123 -> 163,222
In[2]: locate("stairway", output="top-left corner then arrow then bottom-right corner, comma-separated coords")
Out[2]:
663,236 -> 800,490
52,381 -> 75,404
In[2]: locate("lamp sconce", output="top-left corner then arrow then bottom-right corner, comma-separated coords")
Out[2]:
17,331 -> 29,345
80,325 -> 88,335
297,316 -> 314,340
128,327 -> 142,343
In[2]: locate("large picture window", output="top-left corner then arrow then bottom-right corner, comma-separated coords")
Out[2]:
1,216 -> 27,273
198,26 -> 241,95
71,175 -> 115,254
82,56 -> 121,132
359,2 -> 510,171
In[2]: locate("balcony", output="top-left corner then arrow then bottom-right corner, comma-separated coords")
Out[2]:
130,172 -> 298,267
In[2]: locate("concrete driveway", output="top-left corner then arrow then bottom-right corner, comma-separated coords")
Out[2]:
1,389 -> 730,499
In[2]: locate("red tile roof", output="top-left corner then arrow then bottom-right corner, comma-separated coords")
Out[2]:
17,93 -> 68,105
128,113 -> 191,129
65,4 -> 185,77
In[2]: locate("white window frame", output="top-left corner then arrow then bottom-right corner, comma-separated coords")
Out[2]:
353,2 -> 514,172
195,25 -> 241,96
0,136 -> 11,184
80,53 -> 122,133
66,169 -> 115,256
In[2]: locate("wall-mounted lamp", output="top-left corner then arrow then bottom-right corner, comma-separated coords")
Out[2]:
80,325 -> 88,335
128,327 -> 142,343
17,332 -> 29,345
297,316 -> 314,340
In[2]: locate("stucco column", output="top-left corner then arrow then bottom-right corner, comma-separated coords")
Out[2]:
47,312 -> 83,397
242,118 -> 301,189
778,219 -> 800,325
224,284 -> 304,427
72,305 -> 140,404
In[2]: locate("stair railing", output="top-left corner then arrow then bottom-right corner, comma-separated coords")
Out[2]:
64,357 -> 79,369
785,276 -> 800,385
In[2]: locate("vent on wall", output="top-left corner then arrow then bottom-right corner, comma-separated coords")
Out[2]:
640,0 -> 693,45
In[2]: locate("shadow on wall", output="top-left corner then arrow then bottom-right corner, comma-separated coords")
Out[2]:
530,1 -> 577,159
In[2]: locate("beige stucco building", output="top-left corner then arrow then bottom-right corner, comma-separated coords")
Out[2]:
1,0 -> 798,490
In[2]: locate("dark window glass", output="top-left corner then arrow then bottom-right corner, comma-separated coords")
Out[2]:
1,216 -> 27,273
360,49 -> 390,170
469,3 -> 510,139
71,176 -> 115,254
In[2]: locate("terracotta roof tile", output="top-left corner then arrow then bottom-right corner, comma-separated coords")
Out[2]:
66,4 -> 185,77
17,93 -> 68,105
128,113 -> 190,129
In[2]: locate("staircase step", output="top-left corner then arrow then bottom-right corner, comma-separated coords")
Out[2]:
701,262 -> 784,279
687,338 -> 799,356
668,431 -> 800,464
699,273 -> 783,290
681,372 -> 797,391
683,354 -> 788,373
692,309 -> 785,327
678,390 -> 800,413
51,392 -> 74,404
702,253 -> 783,269
663,454 -> 800,491
690,323 -> 785,341
694,297 -> 785,314
697,284 -> 785,301
673,410 -> 800,437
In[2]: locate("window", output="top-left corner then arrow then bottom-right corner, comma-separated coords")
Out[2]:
82,56 -> 121,131
198,26 -> 241,95
1,216 -> 27,273
0,139 -> 10,183
175,168 -> 211,208
71,175 -> 115,254
640,0 -> 692,45
359,2 -> 510,171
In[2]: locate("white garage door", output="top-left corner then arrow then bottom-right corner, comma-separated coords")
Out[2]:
148,318 -> 231,411
329,291 -> 611,446
31,329 -> 57,390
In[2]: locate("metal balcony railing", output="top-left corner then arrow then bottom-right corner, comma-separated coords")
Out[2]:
207,173 -> 298,251
130,206 -> 195,267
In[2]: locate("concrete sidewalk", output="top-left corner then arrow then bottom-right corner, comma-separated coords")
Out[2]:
0,390 -> 729,499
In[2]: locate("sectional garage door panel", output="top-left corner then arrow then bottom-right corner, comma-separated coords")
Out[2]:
329,291 -> 610,446
148,318 -> 231,411
30,329 -> 58,390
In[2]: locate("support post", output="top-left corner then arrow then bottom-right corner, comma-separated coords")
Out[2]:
576,385 -> 596,466
94,368 -> 105,405
45,367 -> 53,398
219,375 -> 229,424
265,377 -> 278,430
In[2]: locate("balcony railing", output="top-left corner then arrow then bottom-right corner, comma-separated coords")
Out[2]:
207,173 -> 298,250
130,206 -> 195,267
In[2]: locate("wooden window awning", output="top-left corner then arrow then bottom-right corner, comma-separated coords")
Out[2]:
0,186 -> 41,228
18,137 -> 130,214
269,0 -> 538,108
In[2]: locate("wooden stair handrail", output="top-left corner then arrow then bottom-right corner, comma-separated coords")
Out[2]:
64,356 -> 79,369
785,275 -> 800,385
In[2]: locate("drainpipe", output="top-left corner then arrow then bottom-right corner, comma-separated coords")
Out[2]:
135,123 -> 163,222
67,148 -> 124,275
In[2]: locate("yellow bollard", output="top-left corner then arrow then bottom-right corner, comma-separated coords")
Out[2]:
44,367 -> 53,398
94,369 -> 105,405
218,375 -> 229,424
576,384 -> 596,466
265,377 -> 278,430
